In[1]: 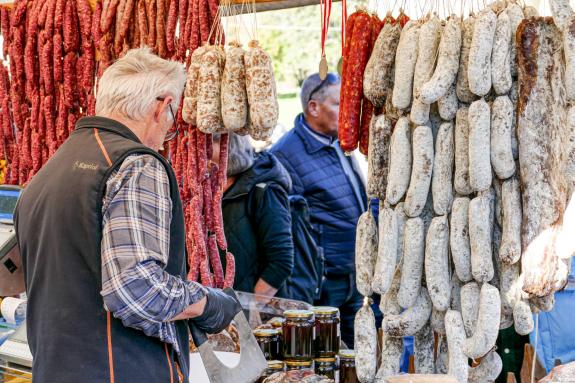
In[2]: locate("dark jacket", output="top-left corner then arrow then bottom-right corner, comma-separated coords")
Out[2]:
271,114 -> 367,276
222,151 -> 294,293
14,117 -> 189,383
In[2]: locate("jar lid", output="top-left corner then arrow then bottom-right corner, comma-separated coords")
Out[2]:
283,309 -> 314,319
339,349 -> 356,360
269,317 -> 285,327
285,360 -> 313,367
314,357 -> 337,363
312,306 -> 340,316
254,328 -> 280,337
267,360 -> 285,369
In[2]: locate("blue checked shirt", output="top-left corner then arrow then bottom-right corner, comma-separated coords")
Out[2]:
100,154 -> 207,354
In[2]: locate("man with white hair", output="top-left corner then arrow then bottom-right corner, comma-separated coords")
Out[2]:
14,48 -> 240,383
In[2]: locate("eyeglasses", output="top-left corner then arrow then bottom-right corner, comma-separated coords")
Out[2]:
156,97 -> 179,142
306,73 -> 340,105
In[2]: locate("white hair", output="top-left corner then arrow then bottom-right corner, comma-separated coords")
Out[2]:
95,47 -> 186,121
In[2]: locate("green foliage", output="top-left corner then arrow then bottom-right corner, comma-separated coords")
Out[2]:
255,3 -> 343,88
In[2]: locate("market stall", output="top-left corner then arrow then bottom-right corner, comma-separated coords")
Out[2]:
0,0 -> 573,381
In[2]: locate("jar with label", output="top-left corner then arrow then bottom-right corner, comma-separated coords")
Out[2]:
282,310 -> 314,361
256,360 -> 285,383
314,357 -> 336,380
285,360 -> 313,372
313,306 -> 340,358
339,350 -> 358,383
254,328 -> 282,361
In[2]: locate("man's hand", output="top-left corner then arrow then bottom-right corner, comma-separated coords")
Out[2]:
190,288 -> 242,334
254,279 -> 278,304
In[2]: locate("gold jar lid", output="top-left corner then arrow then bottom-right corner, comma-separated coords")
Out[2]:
314,357 -> 337,364
339,349 -> 356,360
267,360 -> 284,369
269,317 -> 285,327
312,306 -> 340,316
283,309 -> 314,319
254,328 -> 280,337
285,360 -> 313,367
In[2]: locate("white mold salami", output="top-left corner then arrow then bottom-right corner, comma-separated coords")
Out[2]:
373,207 -> 399,295
393,21 -> 422,110
463,283 -> 501,359
468,99 -> 492,192
445,310 -> 469,383
432,121 -> 454,215
398,218 -> 425,309
491,95 -> 515,180
469,196 -> 494,283
386,117 -> 412,205
382,287 -> 432,338
468,9 -> 497,97
461,281 -> 481,338
404,125 -> 434,217
356,210 -> 379,297
457,16 -> 477,103
425,216 -> 451,311
455,107 -> 473,195
451,197 -> 472,283
492,11 -> 512,96
355,303 -> 378,382
500,177 -> 522,264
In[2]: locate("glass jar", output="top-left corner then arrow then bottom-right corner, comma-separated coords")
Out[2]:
285,360 -> 313,372
282,310 -> 314,361
254,328 -> 282,361
313,306 -> 340,358
256,360 -> 285,383
314,357 -> 336,380
339,350 -> 358,383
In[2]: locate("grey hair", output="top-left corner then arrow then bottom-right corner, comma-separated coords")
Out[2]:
227,133 -> 255,177
95,47 -> 186,121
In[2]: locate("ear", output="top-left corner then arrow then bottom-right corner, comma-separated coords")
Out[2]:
307,100 -> 320,117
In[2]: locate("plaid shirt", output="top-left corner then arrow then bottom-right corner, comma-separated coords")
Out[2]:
100,154 -> 206,354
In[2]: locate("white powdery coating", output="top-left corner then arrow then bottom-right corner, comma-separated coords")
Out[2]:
425,216 -> 451,311
492,11 -> 512,96
420,16 -> 462,104
565,15 -> 575,102
460,281 -> 480,338
197,47 -> 225,134
222,45 -> 248,132
469,196 -> 494,283
445,310 -> 469,383
456,16 -> 477,103
367,115 -> 393,199
531,293 -> 557,313
386,117 -> 412,205
380,268 -> 402,316
414,323 -> 435,373
245,42 -> 279,140
410,99 -> 431,126
524,6 -> 540,17
398,218 -> 425,309
438,83 -> 458,121
382,287 -> 432,337
451,273 -> 463,311
468,9 -> 497,97
455,107 -> 473,195
432,121 -> 454,215
468,351 -> 503,383
363,23 -> 402,107
393,21 -> 421,110
375,335 -> 403,379
373,207 -> 399,295
410,16 -> 442,125
404,126 -> 434,217
506,3 -> 524,77
463,283 -> 501,359
355,304 -> 377,383
500,177 -> 522,265
355,211 -> 378,297
491,96 -> 516,179
468,99 -> 492,192
566,106 -> 575,195
431,308 -> 446,335
500,260 -> 520,330
395,203 -> 408,264
182,46 -> 207,125
450,197 -> 472,282
550,0 -> 574,31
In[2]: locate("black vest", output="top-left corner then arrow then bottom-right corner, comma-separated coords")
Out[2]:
14,117 -> 190,383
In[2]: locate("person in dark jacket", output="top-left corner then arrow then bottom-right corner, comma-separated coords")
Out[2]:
222,133 -> 295,299
271,73 -> 367,347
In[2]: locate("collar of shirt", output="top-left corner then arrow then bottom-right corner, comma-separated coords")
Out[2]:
301,117 -> 338,147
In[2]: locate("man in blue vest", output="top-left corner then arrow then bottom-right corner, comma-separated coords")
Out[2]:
271,73 -> 367,347
14,47 -> 239,383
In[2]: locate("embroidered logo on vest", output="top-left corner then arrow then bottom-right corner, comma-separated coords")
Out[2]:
73,161 -> 99,171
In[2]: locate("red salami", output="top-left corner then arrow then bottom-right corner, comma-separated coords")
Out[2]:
339,12 -> 372,153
